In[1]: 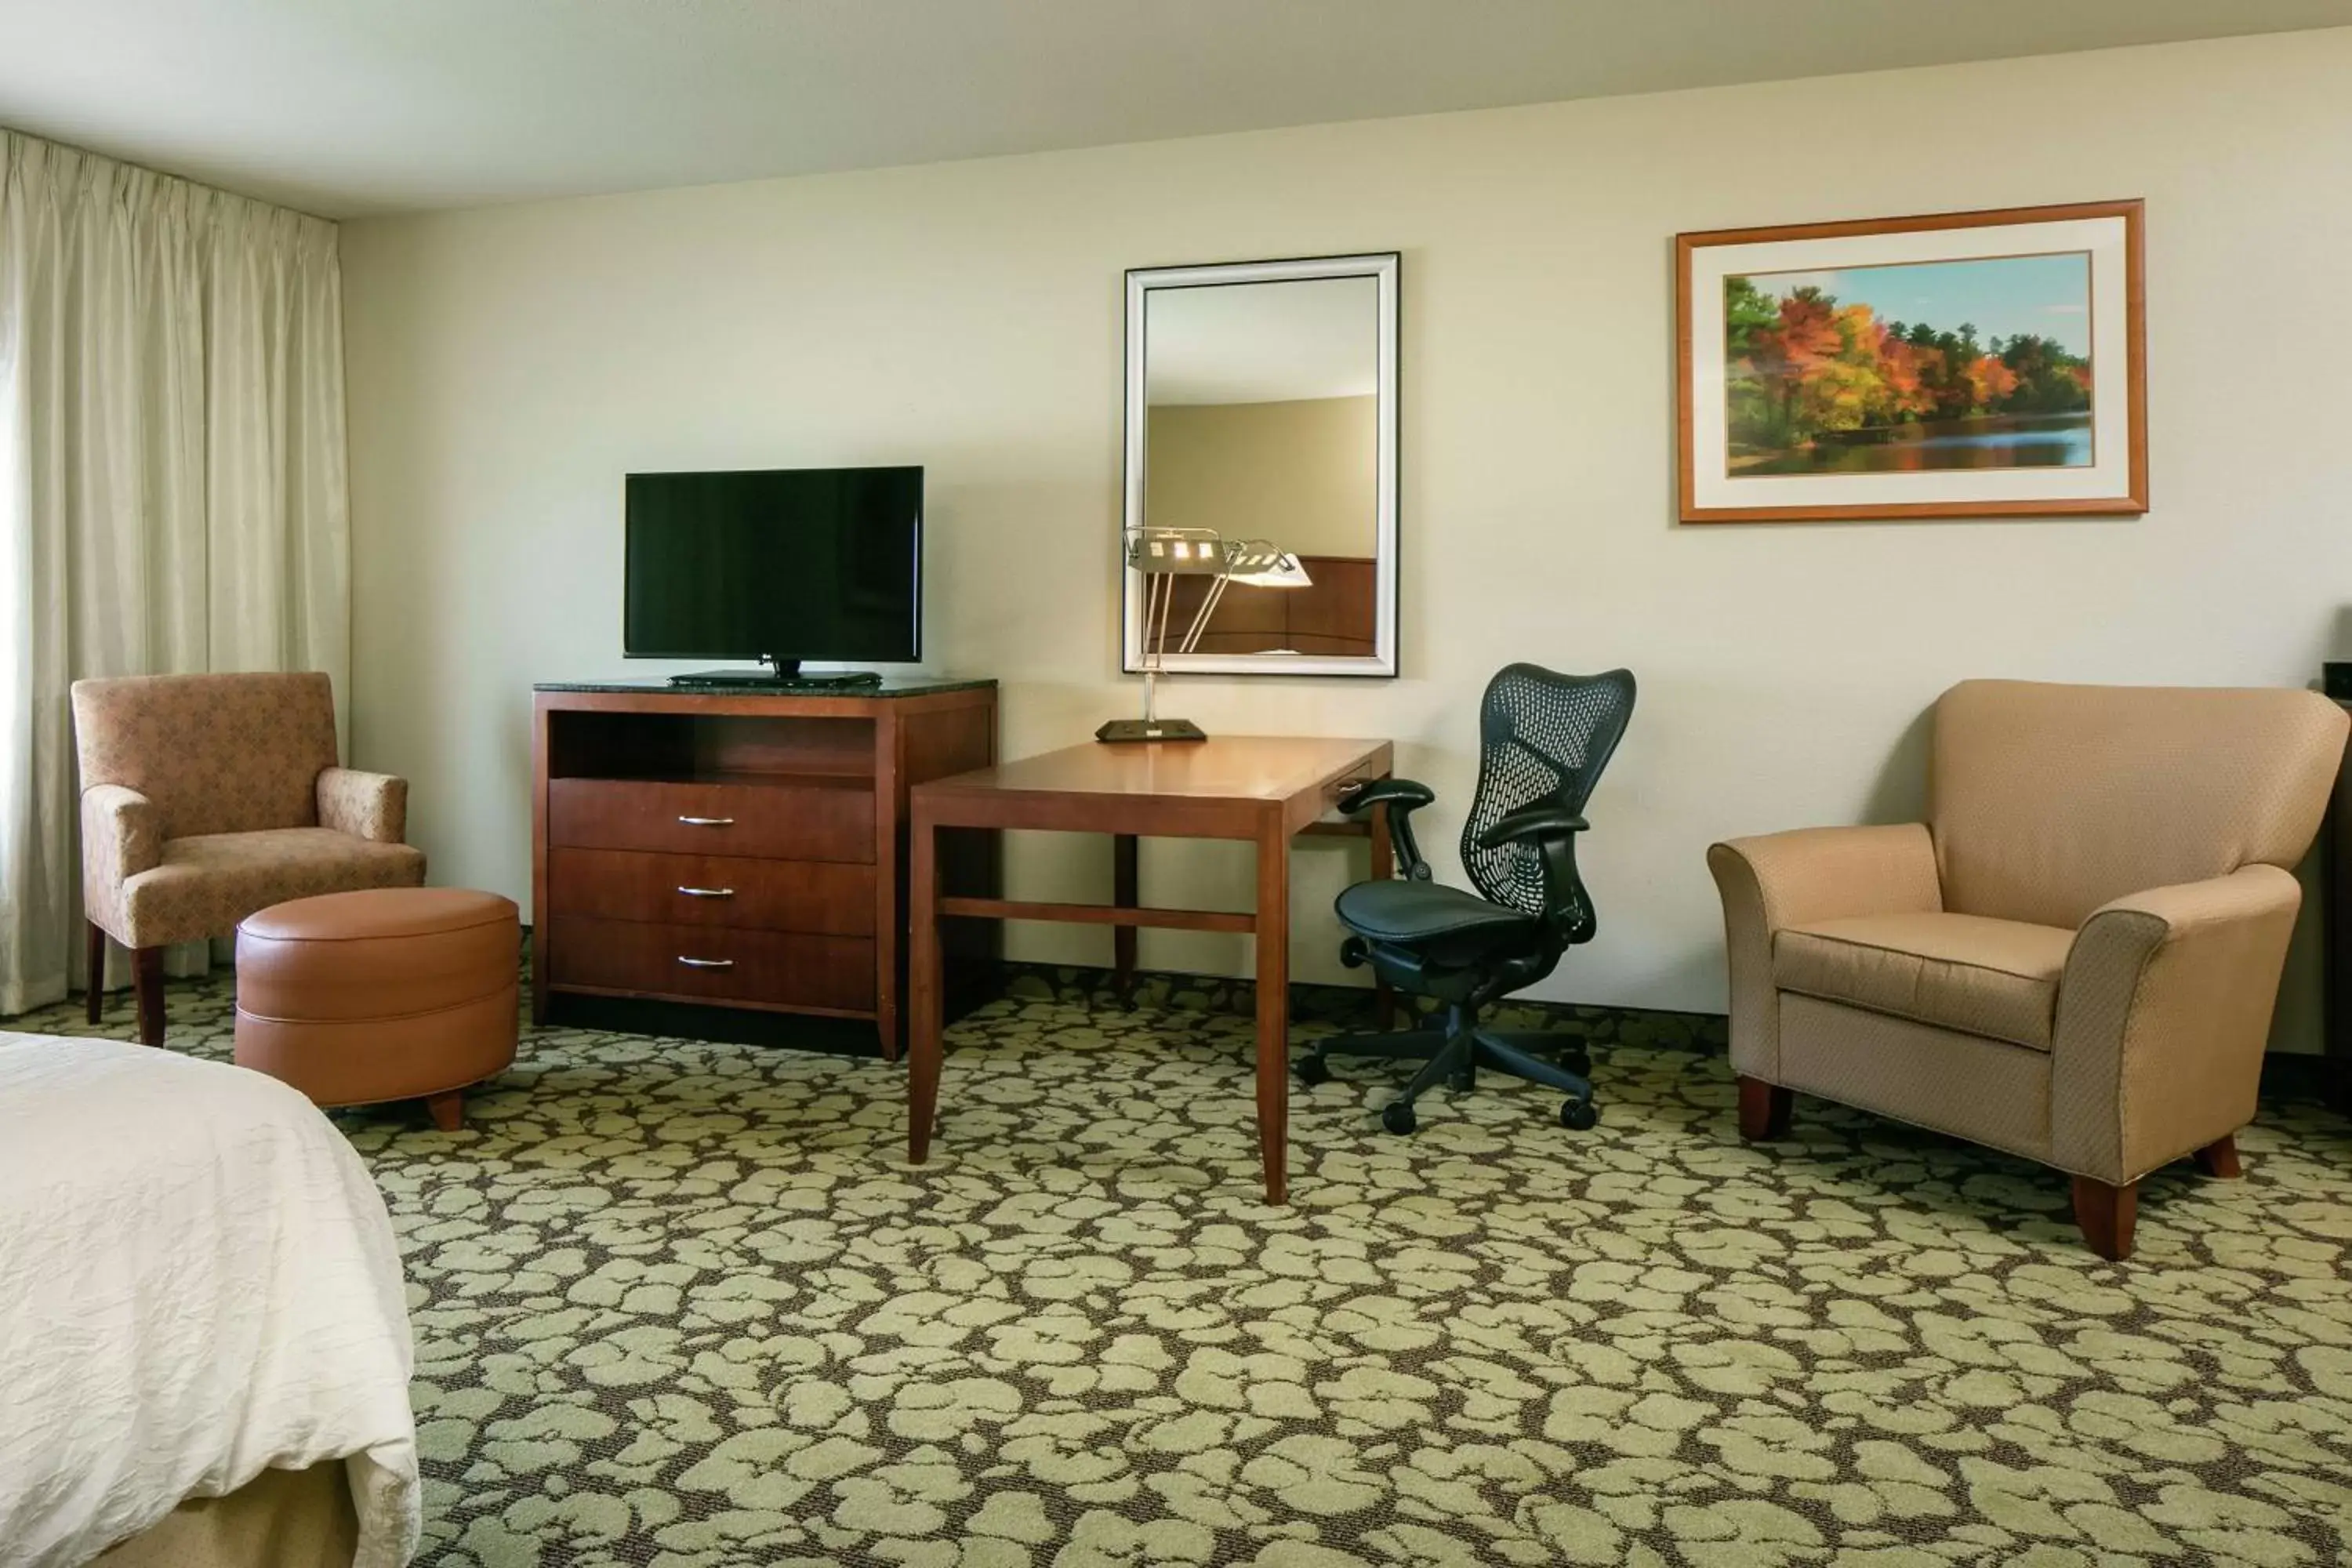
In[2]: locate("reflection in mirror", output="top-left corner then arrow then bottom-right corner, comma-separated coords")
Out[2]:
1123,254 -> 1398,677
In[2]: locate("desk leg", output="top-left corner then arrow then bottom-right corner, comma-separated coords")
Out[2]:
908,811 -> 943,1164
1255,817 -> 1291,1205
1113,833 -> 1139,1004
1369,801 -> 1396,1030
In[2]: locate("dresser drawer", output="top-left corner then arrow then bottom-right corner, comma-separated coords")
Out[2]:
549,848 -> 875,935
546,917 -> 876,1013
548,778 -> 874,862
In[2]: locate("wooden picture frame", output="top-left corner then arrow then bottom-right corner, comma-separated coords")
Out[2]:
1676,200 -> 2146,524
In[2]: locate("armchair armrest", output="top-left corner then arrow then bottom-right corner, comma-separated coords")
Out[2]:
2052,864 -> 2302,1185
1339,776 -> 1436,880
1706,824 -> 1942,1078
81,785 -> 161,942
82,783 -> 162,884
318,768 -> 409,844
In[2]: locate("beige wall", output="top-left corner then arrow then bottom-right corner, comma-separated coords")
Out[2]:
343,28 -> 2352,1041
1146,396 -> 1377,560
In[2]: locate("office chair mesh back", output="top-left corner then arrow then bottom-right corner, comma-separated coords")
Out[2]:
1460,665 -> 1637,920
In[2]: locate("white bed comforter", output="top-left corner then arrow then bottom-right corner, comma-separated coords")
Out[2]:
0,1034 -> 419,1568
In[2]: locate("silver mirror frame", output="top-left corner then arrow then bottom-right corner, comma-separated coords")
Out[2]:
1121,252 -> 1400,679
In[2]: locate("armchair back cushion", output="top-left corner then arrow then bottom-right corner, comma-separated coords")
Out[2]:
1930,680 -> 2347,931
72,673 -> 340,839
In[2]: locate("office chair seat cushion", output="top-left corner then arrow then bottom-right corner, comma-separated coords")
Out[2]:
1336,879 -> 1541,944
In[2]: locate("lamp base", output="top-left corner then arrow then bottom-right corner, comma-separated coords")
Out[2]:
1095,717 -> 1209,744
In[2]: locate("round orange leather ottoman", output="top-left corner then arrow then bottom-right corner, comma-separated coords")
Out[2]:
234,887 -> 520,1130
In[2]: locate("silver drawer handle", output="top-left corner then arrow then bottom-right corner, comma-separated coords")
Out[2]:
677,956 -> 735,970
676,815 -> 735,827
677,885 -> 735,898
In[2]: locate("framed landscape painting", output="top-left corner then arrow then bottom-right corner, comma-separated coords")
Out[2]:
1677,200 -> 2146,523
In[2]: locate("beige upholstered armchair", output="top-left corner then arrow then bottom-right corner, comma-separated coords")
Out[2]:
71,673 -> 426,1045
1709,680 -> 2346,1261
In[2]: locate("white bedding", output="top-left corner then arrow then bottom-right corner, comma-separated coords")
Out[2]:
0,1034 -> 419,1568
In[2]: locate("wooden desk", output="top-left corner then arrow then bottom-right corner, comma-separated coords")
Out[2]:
906,735 -> 1395,1203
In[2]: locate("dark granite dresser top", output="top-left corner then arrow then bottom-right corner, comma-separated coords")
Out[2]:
535,676 -> 994,699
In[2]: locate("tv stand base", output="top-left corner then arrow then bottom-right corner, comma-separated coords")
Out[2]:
669,666 -> 887,691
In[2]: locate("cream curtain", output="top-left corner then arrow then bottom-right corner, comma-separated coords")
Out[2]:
0,129 -> 349,1014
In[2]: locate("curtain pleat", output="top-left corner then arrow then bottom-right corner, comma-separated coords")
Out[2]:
0,130 -> 349,1014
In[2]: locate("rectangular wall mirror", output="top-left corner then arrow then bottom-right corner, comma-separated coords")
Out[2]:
1122,252 -> 1399,678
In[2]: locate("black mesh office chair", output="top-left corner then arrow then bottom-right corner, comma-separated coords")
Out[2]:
1301,664 -> 1635,1134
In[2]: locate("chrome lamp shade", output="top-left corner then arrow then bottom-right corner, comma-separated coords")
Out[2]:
1098,528 -> 1312,744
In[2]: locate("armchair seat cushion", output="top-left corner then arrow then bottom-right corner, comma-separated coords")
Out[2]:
1774,911 -> 2074,1051
116,829 -> 427,950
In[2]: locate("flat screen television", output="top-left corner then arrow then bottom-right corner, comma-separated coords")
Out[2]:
623,466 -> 922,680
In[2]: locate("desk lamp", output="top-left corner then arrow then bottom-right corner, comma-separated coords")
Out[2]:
1098,528 -> 1312,743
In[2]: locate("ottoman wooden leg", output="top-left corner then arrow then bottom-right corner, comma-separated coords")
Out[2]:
425,1091 -> 464,1131
133,947 -> 165,1046
85,922 -> 106,1023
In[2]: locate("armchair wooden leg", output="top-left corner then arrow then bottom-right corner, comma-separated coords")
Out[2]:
2071,1175 -> 2138,1261
85,922 -> 106,1023
1737,1076 -> 1793,1141
2193,1134 -> 2242,1179
132,947 -> 165,1046
425,1091 -> 464,1132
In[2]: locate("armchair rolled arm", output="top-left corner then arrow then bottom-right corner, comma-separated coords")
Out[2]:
1340,776 -> 1437,880
82,784 -> 162,887
1706,823 -> 1942,1079
318,768 -> 409,844
2052,864 -> 2302,1185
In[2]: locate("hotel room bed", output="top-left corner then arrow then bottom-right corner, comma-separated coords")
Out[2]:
0,1033 -> 419,1568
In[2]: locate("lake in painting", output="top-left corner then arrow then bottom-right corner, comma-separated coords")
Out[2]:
1725,252 -> 2094,477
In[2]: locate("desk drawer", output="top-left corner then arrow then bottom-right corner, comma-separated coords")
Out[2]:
1323,760 -> 1391,816
546,916 -> 876,1012
549,848 -> 875,935
549,778 -> 873,862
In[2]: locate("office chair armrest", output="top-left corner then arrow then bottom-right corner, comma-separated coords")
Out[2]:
1475,804 -> 1588,850
1473,804 -> 1599,944
1340,777 -> 1437,880
1340,777 -> 1434,815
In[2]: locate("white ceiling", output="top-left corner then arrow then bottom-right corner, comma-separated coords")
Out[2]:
1147,277 -> 1380,405
3,0 -> 2350,219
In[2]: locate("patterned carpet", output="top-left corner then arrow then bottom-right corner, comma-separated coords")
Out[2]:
15,967 -> 2352,1567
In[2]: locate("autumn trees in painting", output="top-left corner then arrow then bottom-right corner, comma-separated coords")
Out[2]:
1723,264 -> 2094,474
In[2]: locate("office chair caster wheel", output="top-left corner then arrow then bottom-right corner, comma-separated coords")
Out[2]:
1559,1098 -> 1599,1131
1381,1100 -> 1417,1135
1295,1054 -> 1331,1087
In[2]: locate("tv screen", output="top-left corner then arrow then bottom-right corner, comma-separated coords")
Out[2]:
624,466 -> 922,665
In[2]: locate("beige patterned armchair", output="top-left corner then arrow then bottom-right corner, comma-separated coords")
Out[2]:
1709,680 -> 2346,1261
71,673 -> 425,1045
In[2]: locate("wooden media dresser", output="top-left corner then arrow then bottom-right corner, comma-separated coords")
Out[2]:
531,678 -> 997,1056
